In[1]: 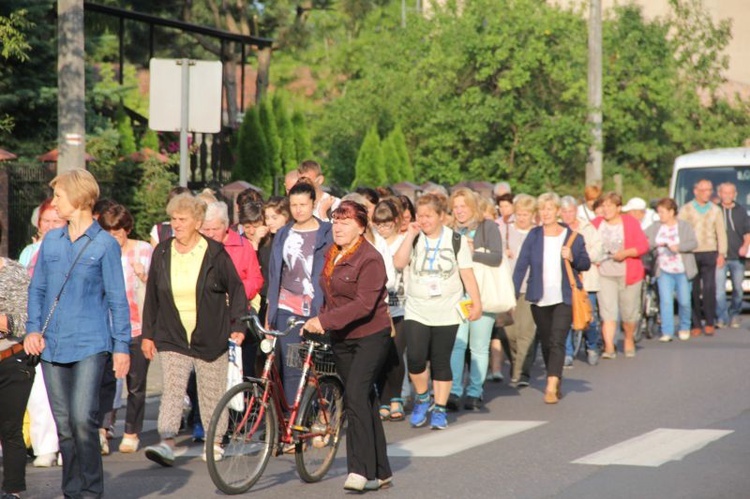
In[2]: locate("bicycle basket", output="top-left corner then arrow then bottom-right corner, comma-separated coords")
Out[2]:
285,343 -> 337,376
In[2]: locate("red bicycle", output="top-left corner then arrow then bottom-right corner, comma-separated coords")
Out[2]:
206,313 -> 345,495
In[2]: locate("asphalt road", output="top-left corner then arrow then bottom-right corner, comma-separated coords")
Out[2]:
21,319 -> 750,499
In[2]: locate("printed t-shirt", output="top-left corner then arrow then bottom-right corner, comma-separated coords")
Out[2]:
405,226 -> 473,326
279,228 -> 317,316
656,224 -> 685,274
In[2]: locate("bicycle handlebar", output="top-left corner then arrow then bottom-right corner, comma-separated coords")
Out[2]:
242,312 -> 305,338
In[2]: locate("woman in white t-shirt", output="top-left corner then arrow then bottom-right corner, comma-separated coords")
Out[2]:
512,193 -> 590,404
373,199 -> 408,422
393,194 -> 482,430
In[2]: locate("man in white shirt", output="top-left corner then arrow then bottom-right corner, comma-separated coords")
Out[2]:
297,160 -> 341,221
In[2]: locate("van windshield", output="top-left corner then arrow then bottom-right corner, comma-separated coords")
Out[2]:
674,166 -> 750,210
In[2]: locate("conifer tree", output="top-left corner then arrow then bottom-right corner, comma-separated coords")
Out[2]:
273,93 -> 298,172
235,106 -> 272,192
292,110 -> 313,163
352,125 -> 386,188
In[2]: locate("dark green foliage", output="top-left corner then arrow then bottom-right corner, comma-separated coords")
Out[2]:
352,125 -> 386,188
133,157 -> 178,240
259,98 -> 282,185
273,92 -> 298,172
292,109 -> 313,163
235,106 -> 272,192
115,105 -> 137,155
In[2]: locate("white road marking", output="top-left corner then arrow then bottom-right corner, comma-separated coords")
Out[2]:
388,420 -> 547,457
572,428 -> 733,467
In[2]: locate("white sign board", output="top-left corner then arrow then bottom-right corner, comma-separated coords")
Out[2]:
149,58 -> 223,133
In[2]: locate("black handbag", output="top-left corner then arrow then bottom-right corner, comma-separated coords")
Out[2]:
27,238 -> 93,367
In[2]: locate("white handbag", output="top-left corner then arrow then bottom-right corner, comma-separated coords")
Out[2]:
226,340 -> 244,411
473,256 -> 516,314
472,221 -> 516,314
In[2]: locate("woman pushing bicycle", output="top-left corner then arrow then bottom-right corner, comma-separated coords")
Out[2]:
303,200 -> 394,492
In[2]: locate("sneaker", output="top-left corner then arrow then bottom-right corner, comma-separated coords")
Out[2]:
445,393 -> 460,412
33,452 -> 58,468
730,316 -> 742,328
364,477 -> 393,491
464,396 -> 482,411
410,400 -> 431,427
659,335 -> 673,342
716,320 -> 727,329
344,473 -> 368,491
678,330 -> 690,341
201,444 -> 224,462
516,377 -> 530,388
587,350 -> 600,366
430,410 -> 448,430
99,430 -> 110,456
564,355 -> 573,368
192,423 -> 205,442
704,325 -> 715,336
144,442 -> 175,467
119,436 -> 140,454
690,328 -> 702,337
2,493 -> 22,499
488,371 -> 504,382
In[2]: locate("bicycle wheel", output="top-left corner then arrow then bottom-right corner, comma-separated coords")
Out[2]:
206,381 -> 277,495
294,376 -> 345,483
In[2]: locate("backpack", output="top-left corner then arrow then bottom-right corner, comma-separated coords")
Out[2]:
157,222 -> 173,243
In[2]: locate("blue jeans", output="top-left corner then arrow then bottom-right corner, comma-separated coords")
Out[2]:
43,352 -> 109,499
449,313 -> 495,398
566,292 -> 600,356
658,271 -> 691,336
715,259 -> 745,324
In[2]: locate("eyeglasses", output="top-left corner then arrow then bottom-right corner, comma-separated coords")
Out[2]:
374,221 -> 395,229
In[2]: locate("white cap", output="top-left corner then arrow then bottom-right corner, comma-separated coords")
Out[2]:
622,197 -> 647,212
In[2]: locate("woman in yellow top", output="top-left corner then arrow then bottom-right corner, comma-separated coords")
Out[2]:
141,194 -> 247,467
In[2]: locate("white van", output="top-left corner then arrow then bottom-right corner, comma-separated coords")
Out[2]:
670,147 -> 750,294
670,147 -> 750,209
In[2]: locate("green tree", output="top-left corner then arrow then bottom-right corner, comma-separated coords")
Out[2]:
259,98 -> 282,184
133,157 -> 178,240
292,109 -> 313,163
380,133 -> 400,184
115,105 -> 137,155
273,92 -> 298,172
0,10 -> 32,61
352,125 -> 386,188
236,106 -> 272,192
140,129 -> 160,151
389,123 -> 413,181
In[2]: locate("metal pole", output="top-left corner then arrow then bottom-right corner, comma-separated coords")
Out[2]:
57,0 -> 86,173
179,58 -> 190,187
587,0 -> 603,187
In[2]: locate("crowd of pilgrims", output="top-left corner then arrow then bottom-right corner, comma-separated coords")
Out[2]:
0,161 -> 742,496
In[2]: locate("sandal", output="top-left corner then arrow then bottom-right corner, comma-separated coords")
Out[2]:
389,398 -> 405,422
379,405 -> 391,421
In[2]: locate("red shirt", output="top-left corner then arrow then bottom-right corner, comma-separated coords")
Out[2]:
223,230 -> 263,300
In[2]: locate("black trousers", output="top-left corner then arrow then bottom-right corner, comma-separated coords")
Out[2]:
530,303 -> 572,379
98,353 -> 116,428
0,350 -> 35,493
376,316 -> 406,404
692,251 -> 718,328
404,320 -> 459,381
123,336 -> 150,434
333,328 -> 392,480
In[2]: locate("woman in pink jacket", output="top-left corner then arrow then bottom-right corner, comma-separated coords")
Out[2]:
591,192 -> 649,359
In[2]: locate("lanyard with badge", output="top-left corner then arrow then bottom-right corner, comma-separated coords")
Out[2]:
423,228 -> 444,296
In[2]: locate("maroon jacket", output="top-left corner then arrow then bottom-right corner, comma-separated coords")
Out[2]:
318,240 -> 391,340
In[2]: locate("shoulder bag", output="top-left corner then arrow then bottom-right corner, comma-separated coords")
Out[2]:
473,221 -> 516,314
564,231 -> 593,331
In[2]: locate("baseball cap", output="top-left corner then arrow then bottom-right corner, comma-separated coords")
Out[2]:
622,197 -> 647,212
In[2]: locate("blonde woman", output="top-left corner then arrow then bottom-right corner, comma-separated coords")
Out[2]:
447,188 -> 502,411
504,194 -> 537,386
512,193 -> 590,404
